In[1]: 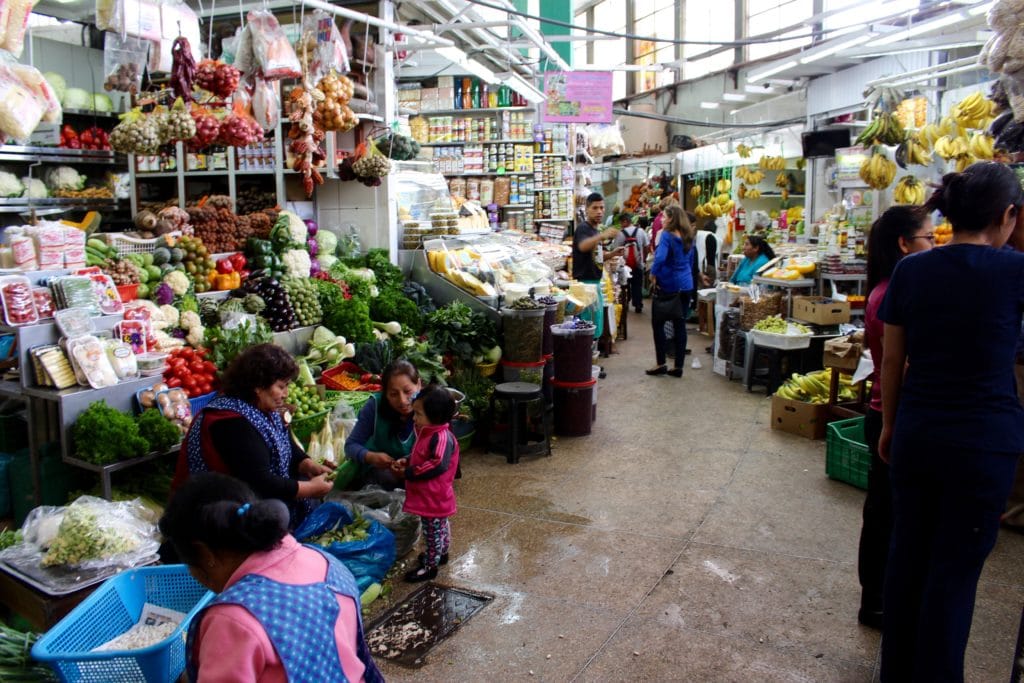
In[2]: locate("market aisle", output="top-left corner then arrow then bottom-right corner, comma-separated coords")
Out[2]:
373,311 -> 1024,682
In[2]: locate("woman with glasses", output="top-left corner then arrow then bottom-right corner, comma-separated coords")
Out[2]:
856,206 -> 933,631
878,162 -> 1024,681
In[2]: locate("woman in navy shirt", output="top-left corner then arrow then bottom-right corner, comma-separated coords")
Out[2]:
647,205 -> 694,377
878,162 -> 1024,682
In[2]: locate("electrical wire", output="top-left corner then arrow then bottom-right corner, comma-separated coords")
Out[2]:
461,0 -> 876,47
612,107 -> 805,129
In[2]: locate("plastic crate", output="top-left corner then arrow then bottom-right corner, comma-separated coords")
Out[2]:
328,391 -> 374,414
189,391 -> 217,415
750,329 -> 813,350
103,232 -> 182,255
826,417 -> 870,490
32,565 -> 213,683
291,409 -> 330,446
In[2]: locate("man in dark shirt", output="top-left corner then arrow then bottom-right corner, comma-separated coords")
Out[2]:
572,193 -> 621,340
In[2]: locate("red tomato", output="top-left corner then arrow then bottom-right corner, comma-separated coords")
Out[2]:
203,361 -> 217,374
199,382 -> 212,395
180,348 -> 195,361
189,360 -> 205,374
166,377 -> 182,388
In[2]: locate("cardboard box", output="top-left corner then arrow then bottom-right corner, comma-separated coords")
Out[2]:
771,395 -> 829,440
792,296 -> 850,325
823,336 -> 862,372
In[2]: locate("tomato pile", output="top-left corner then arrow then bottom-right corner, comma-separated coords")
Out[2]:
163,347 -> 218,398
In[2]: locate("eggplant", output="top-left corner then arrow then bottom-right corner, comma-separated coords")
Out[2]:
989,110 -> 1014,138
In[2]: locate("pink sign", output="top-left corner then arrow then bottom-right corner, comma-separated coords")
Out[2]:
542,71 -> 613,124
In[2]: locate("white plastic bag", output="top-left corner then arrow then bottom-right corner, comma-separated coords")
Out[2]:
252,76 -> 279,131
247,9 -> 301,80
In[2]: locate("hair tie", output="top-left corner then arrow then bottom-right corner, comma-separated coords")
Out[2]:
236,503 -> 251,517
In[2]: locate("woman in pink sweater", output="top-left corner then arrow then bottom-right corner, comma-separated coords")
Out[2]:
160,473 -> 383,683
392,384 -> 460,583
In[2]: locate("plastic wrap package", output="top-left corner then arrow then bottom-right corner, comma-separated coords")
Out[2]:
1,496 -> 160,572
586,122 -> 626,158
507,255 -> 555,286
0,60 -> 44,143
0,0 -> 38,57
328,486 -> 421,560
247,10 -> 301,80
297,10 -> 350,84
232,22 -> 255,75
8,61 -> 61,124
252,76 -> 279,131
293,502 -> 396,592
103,32 -> 147,94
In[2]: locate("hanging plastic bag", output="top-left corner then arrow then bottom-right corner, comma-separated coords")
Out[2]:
0,0 -> 39,58
586,122 -> 626,158
247,9 -> 301,80
293,501 -> 395,592
95,0 -> 124,33
252,76 -> 279,131
221,27 -> 243,65
103,32 -> 148,94
329,485 -> 421,559
0,65 -> 44,144
298,10 -> 350,84
10,63 -> 61,124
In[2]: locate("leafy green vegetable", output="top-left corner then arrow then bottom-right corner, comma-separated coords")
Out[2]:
73,401 -> 149,464
0,623 -> 58,682
369,289 -> 423,335
0,529 -> 22,551
204,319 -> 273,370
327,264 -> 372,300
178,293 -> 199,314
366,248 -> 404,293
352,340 -> 395,375
402,281 -> 436,315
426,302 -> 498,361
449,362 -> 495,421
317,279 -> 374,343
136,409 -> 182,453
399,340 -> 449,386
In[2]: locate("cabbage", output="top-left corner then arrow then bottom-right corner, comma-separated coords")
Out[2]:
317,253 -> 338,270
21,177 -> 47,199
0,172 -> 23,198
43,72 -> 66,102
62,87 -> 91,110
315,229 -> 338,255
92,93 -> 114,113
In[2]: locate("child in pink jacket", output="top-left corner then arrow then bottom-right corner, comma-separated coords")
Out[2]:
392,384 -> 459,582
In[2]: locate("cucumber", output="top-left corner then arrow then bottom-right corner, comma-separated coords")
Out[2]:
86,238 -> 108,252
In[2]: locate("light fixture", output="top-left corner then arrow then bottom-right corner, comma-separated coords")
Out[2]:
967,1 -> 994,14
700,101 -> 720,109
798,34 -> 874,63
498,72 -> 545,104
868,9 -> 971,47
747,60 -> 799,83
436,46 -> 499,83
722,93 -> 747,102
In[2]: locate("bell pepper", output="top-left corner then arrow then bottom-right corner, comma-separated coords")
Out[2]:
229,252 -> 247,271
216,258 -> 234,274
245,238 -> 274,258
215,272 -> 241,290
238,269 -> 251,281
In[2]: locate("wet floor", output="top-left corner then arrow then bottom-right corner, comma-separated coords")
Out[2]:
372,310 -> 1024,682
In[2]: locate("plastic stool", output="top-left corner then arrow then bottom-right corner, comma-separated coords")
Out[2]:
746,344 -> 804,395
488,382 -> 552,463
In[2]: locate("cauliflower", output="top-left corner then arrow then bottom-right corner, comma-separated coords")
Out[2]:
180,311 -> 201,331
315,230 -> 337,255
162,271 -> 190,296
0,171 -> 23,198
21,177 -> 47,199
282,249 -> 311,278
279,210 -> 307,244
45,166 -> 86,192
158,305 -> 179,328
153,330 -> 185,352
186,326 -> 205,347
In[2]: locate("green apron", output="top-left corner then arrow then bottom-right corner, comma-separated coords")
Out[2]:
364,393 -> 415,460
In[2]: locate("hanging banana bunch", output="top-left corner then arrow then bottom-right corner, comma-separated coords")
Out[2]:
893,175 -> 926,205
858,150 -> 897,190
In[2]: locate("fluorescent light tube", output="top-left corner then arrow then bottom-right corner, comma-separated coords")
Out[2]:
700,101 -> 720,109
747,60 -> 798,83
722,93 -> 747,102
436,46 -> 499,83
869,10 -> 968,46
798,34 -> 874,63
499,72 -> 546,104
967,1 -> 993,15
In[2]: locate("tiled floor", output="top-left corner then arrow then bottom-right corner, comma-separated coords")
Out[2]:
373,314 -> 1024,682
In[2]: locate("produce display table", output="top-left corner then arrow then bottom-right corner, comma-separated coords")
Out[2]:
0,566 -> 99,631
751,277 -> 817,318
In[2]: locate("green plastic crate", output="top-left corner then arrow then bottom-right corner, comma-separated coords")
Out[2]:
826,417 -> 870,490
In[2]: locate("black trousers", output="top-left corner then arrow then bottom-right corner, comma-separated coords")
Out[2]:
627,271 -> 644,311
652,292 -> 691,368
880,437 -> 1017,682
857,408 -> 890,614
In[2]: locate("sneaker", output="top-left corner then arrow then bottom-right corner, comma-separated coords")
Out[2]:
404,565 -> 438,583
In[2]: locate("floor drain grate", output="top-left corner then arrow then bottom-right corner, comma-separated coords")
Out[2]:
366,583 -> 492,667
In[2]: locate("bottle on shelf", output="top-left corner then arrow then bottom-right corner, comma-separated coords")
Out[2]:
455,80 -> 463,110
462,78 -> 472,109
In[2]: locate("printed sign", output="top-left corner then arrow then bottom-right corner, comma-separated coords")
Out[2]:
542,72 -> 613,124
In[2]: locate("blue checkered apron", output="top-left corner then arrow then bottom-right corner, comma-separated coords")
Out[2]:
186,546 -> 384,682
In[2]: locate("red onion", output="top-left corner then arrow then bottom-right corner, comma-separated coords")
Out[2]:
307,238 -> 318,256
309,260 -> 321,276
304,219 -> 318,236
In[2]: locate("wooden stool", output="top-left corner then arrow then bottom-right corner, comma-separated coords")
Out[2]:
488,382 -> 552,464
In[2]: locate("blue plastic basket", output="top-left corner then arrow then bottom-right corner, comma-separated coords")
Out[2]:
32,565 -> 213,683
188,391 -> 218,415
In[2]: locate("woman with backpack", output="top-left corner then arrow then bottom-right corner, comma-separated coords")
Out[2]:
612,214 -> 649,313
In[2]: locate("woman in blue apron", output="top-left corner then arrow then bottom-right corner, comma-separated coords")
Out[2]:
345,360 -> 422,488
160,472 -> 383,683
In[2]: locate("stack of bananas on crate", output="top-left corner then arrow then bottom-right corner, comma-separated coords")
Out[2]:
774,369 -> 864,404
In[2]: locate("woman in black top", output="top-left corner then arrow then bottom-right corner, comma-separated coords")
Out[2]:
173,343 -> 333,529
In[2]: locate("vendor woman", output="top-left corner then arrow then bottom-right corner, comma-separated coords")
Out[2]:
345,360 -> 422,487
730,234 -> 775,285
174,344 -> 333,529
